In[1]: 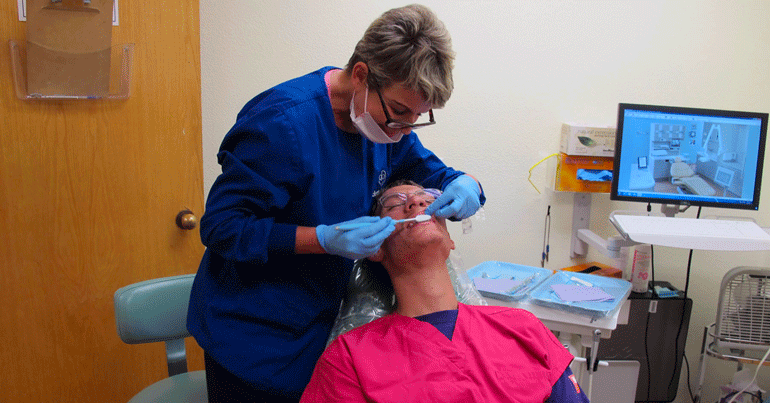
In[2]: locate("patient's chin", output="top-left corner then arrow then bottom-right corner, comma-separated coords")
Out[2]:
404,235 -> 451,254
404,228 -> 444,244
387,222 -> 451,254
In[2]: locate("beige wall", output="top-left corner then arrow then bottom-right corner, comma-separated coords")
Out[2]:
200,1 -> 770,400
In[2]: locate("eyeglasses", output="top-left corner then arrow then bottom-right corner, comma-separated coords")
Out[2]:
374,86 -> 436,130
378,188 -> 442,210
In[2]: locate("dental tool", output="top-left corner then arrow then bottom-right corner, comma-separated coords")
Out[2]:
570,276 -> 593,287
508,273 -> 538,294
335,214 -> 431,231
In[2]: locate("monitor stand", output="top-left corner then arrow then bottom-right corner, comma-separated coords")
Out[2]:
660,204 -> 690,218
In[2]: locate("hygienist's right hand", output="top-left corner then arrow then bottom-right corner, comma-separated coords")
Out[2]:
316,216 -> 395,260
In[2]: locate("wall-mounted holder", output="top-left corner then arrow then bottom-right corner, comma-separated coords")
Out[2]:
9,40 -> 134,100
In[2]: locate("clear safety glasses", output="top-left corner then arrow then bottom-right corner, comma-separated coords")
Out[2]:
378,188 -> 442,210
374,86 -> 436,130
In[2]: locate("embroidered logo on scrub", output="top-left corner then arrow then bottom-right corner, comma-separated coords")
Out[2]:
568,374 -> 581,394
373,170 -> 389,197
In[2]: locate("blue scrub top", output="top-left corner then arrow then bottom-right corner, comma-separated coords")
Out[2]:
187,67 -> 484,398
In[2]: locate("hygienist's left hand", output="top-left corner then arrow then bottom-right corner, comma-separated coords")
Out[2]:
424,175 -> 481,220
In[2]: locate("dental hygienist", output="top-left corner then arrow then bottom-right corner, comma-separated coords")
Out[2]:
187,4 -> 485,402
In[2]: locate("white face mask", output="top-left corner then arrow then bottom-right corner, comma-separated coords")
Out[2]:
349,85 -> 404,144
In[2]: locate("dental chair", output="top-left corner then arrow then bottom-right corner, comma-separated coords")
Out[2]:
670,157 -> 716,196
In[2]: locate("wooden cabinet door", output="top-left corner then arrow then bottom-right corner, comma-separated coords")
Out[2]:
0,1 -> 205,401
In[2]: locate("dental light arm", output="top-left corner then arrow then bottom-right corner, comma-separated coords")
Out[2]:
698,124 -> 723,162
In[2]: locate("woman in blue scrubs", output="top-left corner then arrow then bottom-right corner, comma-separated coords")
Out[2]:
187,5 -> 485,401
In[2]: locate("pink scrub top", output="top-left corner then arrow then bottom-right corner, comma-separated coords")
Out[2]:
301,303 -> 574,402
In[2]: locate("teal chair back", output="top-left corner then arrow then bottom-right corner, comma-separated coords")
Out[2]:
114,274 -> 208,403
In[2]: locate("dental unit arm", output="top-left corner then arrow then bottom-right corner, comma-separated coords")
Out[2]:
576,230 -> 638,259
570,193 -> 640,263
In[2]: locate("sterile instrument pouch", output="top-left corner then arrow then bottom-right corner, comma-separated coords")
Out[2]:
325,251 -> 486,347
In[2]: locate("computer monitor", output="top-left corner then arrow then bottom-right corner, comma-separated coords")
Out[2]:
611,103 -> 768,211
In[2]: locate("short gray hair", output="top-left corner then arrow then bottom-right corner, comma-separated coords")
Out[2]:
346,4 -> 454,108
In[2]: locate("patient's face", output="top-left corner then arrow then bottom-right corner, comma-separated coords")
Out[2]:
377,184 -> 454,257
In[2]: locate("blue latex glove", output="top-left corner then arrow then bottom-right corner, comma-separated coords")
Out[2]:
316,216 -> 395,260
423,175 -> 481,220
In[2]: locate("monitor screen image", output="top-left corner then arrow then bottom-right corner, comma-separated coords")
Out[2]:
611,103 -> 768,210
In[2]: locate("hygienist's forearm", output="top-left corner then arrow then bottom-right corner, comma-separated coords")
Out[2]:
296,226 -> 326,254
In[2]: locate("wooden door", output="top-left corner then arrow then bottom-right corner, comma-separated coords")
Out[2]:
0,1 -> 204,402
